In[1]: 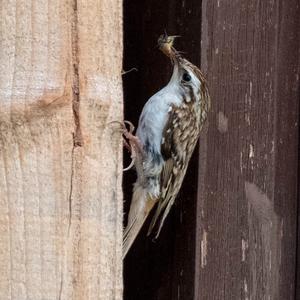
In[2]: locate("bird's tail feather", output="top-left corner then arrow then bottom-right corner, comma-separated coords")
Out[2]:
147,194 -> 169,235
123,184 -> 156,258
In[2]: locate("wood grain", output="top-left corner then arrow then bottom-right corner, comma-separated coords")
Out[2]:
196,0 -> 300,299
0,0 -> 123,299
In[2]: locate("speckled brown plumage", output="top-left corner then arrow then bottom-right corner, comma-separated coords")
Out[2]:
123,34 -> 210,257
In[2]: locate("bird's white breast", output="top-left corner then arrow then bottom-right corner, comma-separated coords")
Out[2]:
136,82 -> 182,154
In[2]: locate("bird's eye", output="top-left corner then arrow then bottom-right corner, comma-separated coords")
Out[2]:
182,72 -> 191,82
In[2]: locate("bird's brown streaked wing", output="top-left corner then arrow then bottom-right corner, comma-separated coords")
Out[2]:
147,106 -> 189,237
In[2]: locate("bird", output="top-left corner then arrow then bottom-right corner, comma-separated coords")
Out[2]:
122,33 -> 210,258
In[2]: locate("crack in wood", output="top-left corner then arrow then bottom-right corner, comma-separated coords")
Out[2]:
58,143 -> 75,300
59,138 -> 76,300
71,0 -> 83,147
68,142 -> 75,234
59,1 -> 81,297
58,276 -> 64,300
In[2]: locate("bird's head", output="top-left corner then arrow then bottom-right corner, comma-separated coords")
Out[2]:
158,33 -> 210,113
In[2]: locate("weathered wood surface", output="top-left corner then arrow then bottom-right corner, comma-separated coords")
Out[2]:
0,1 -> 123,299
196,0 -> 300,299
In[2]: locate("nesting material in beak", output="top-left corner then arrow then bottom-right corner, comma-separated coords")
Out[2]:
157,33 -> 180,63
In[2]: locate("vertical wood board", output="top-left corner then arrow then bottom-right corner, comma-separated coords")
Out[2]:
196,1 -> 300,299
0,0 -> 123,299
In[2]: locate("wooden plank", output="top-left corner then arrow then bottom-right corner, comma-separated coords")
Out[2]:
0,0 -> 123,299
196,0 -> 300,299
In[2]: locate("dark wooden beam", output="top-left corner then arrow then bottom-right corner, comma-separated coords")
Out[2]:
196,0 -> 300,299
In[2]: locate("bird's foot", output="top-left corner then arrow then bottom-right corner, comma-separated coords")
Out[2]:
110,120 -> 143,171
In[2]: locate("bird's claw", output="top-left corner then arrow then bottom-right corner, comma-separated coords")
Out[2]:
123,157 -> 136,171
109,120 -> 142,171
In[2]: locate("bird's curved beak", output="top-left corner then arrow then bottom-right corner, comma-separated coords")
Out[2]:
171,51 -> 180,65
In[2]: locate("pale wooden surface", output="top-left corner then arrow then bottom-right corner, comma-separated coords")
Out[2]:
0,0 -> 123,299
